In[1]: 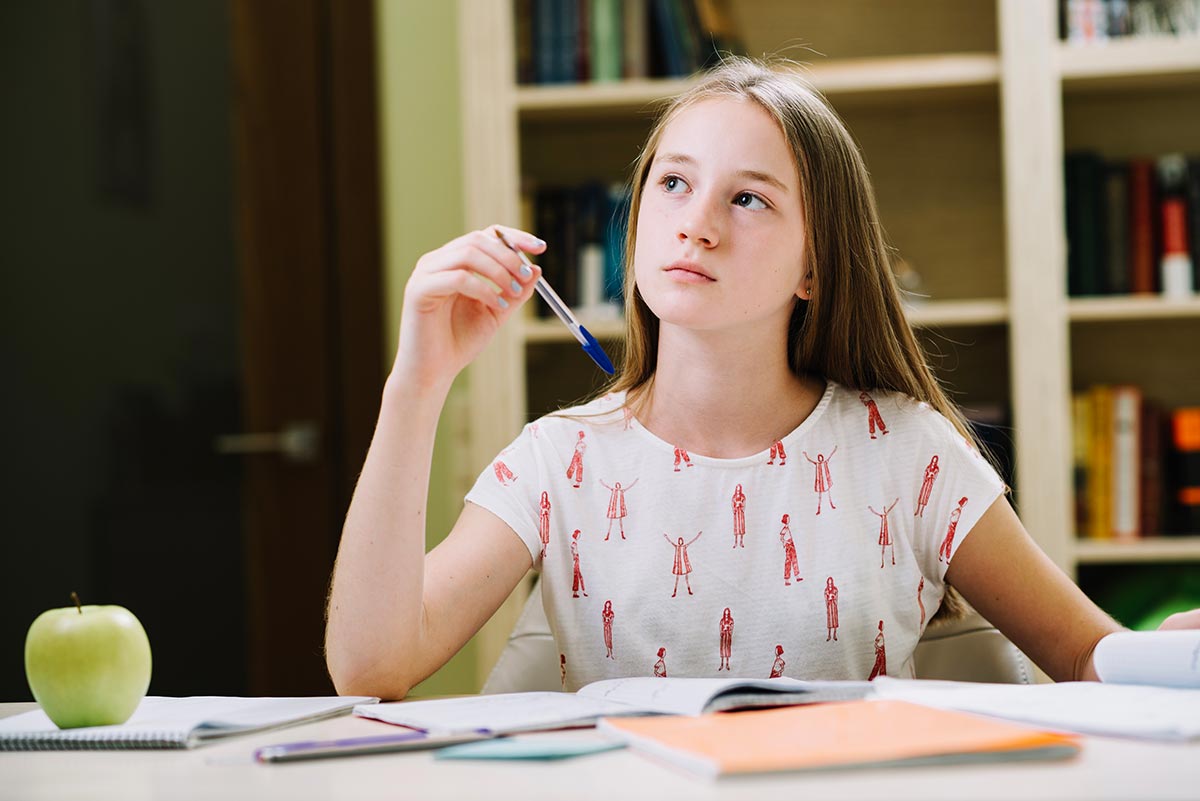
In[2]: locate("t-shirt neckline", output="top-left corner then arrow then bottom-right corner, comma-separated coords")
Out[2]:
621,379 -> 837,468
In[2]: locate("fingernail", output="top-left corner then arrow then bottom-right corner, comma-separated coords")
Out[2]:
498,297 -> 510,309
519,264 -> 532,278
534,237 -> 546,248
510,279 -> 522,293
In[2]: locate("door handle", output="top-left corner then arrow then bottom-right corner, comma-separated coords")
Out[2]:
214,420 -> 320,463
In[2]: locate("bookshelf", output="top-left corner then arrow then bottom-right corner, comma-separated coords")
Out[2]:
454,0 -> 1200,682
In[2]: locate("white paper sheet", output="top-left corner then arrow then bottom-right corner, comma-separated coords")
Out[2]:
870,677 -> 1200,741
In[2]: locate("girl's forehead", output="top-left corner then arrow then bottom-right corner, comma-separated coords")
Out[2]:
655,97 -> 798,186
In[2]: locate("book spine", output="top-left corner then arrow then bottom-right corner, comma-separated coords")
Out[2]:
1171,407 -> 1200,534
535,0 -> 557,84
623,0 -> 649,78
1111,385 -> 1142,540
1073,392 -> 1093,537
1140,399 -> 1165,537
590,0 -> 623,82
576,0 -> 591,82
515,0 -> 536,84
1088,386 -> 1113,539
1105,162 -> 1131,295
1187,158 -> 1200,294
561,0 -> 580,83
650,0 -> 684,76
1128,159 -> 1157,294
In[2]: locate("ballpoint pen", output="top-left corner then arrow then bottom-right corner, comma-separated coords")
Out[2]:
494,229 -> 615,375
254,730 -> 490,763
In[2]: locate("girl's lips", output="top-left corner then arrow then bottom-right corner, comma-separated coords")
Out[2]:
665,262 -> 716,283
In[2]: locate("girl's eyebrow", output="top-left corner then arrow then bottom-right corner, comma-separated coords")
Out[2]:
656,152 -> 791,194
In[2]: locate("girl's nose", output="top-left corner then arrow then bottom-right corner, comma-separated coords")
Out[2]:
676,196 -> 721,248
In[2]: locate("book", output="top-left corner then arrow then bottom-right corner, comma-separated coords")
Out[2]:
0,695 -> 377,751
599,700 -> 1079,778
1111,385 -> 1142,540
1171,407 -> 1200,533
354,676 -> 871,736
1129,158 -> 1158,294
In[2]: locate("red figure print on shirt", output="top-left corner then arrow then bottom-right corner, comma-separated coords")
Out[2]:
768,439 -> 787,466
731,484 -> 747,548
917,577 -> 926,626
803,447 -> 838,514
570,529 -> 588,598
939,497 -> 969,563
860,391 -> 890,439
600,478 -> 638,540
602,600 -> 615,659
769,645 -> 786,678
664,531 -> 702,597
825,576 -> 839,641
868,620 -> 887,680
622,406 -> 634,431
566,430 -> 587,488
560,653 -> 567,688
530,422 -> 540,439
672,446 -> 693,472
718,608 -> 734,671
870,498 -> 900,568
915,455 -> 940,517
654,647 -> 667,678
538,491 -> 552,558
779,514 -> 801,585
493,460 -> 517,486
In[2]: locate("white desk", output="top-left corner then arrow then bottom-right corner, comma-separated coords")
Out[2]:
1,701 -> 1197,801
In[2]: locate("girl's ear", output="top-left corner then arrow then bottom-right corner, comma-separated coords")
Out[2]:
796,272 -> 814,301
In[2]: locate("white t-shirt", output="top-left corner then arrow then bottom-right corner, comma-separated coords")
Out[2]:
466,380 -> 1005,691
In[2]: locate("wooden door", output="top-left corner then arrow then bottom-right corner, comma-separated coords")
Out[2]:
228,0 -> 382,695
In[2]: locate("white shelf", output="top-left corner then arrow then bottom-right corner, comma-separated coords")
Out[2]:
1068,296 -> 1200,322
1058,35 -> 1200,91
515,53 -> 1000,119
522,299 -> 1008,344
906,299 -> 1009,327
1074,537 -> 1200,564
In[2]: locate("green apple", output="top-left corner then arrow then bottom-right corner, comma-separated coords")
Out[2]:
24,593 -> 152,729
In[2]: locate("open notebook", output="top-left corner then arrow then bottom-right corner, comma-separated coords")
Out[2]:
0,696 -> 378,750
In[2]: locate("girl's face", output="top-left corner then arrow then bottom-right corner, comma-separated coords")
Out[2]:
634,97 -> 807,333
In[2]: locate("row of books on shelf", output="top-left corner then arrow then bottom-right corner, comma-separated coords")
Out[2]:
523,181 -> 630,320
514,0 -> 742,85
1072,385 -> 1200,539
1060,0 -> 1200,42
1065,152 -> 1200,298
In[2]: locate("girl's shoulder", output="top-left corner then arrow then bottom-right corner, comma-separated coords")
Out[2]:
826,382 -> 961,439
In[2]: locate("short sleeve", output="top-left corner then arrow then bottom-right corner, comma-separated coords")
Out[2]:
914,410 -> 1008,583
464,424 -> 545,569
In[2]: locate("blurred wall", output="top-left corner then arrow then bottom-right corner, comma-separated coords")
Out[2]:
375,0 -> 478,694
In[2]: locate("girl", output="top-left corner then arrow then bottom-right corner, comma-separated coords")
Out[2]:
324,57 -> 1198,698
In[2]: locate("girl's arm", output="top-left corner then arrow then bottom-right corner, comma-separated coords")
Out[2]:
944,496 -> 1126,681
324,226 -> 543,700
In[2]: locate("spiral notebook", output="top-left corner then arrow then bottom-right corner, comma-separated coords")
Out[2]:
0,695 -> 378,750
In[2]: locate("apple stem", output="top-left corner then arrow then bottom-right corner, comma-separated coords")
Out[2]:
71,592 -> 82,614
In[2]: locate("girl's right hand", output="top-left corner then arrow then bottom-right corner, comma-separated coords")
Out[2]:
393,225 -> 544,390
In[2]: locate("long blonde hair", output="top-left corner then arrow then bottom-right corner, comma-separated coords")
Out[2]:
601,56 -> 1007,619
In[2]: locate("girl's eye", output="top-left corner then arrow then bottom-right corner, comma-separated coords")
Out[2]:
662,174 -> 689,193
734,191 -> 767,210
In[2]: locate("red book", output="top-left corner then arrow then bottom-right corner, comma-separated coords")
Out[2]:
1128,159 -> 1157,294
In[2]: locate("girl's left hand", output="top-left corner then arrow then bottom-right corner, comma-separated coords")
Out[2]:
1158,609 -> 1200,630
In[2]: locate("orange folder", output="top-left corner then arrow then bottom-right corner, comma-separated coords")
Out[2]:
599,700 -> 1080,778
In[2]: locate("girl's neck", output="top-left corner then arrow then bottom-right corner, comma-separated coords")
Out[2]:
635,322 -> 825,459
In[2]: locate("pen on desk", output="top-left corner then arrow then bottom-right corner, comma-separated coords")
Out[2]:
494,229 -> 616,375
254,730 -> 490,763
